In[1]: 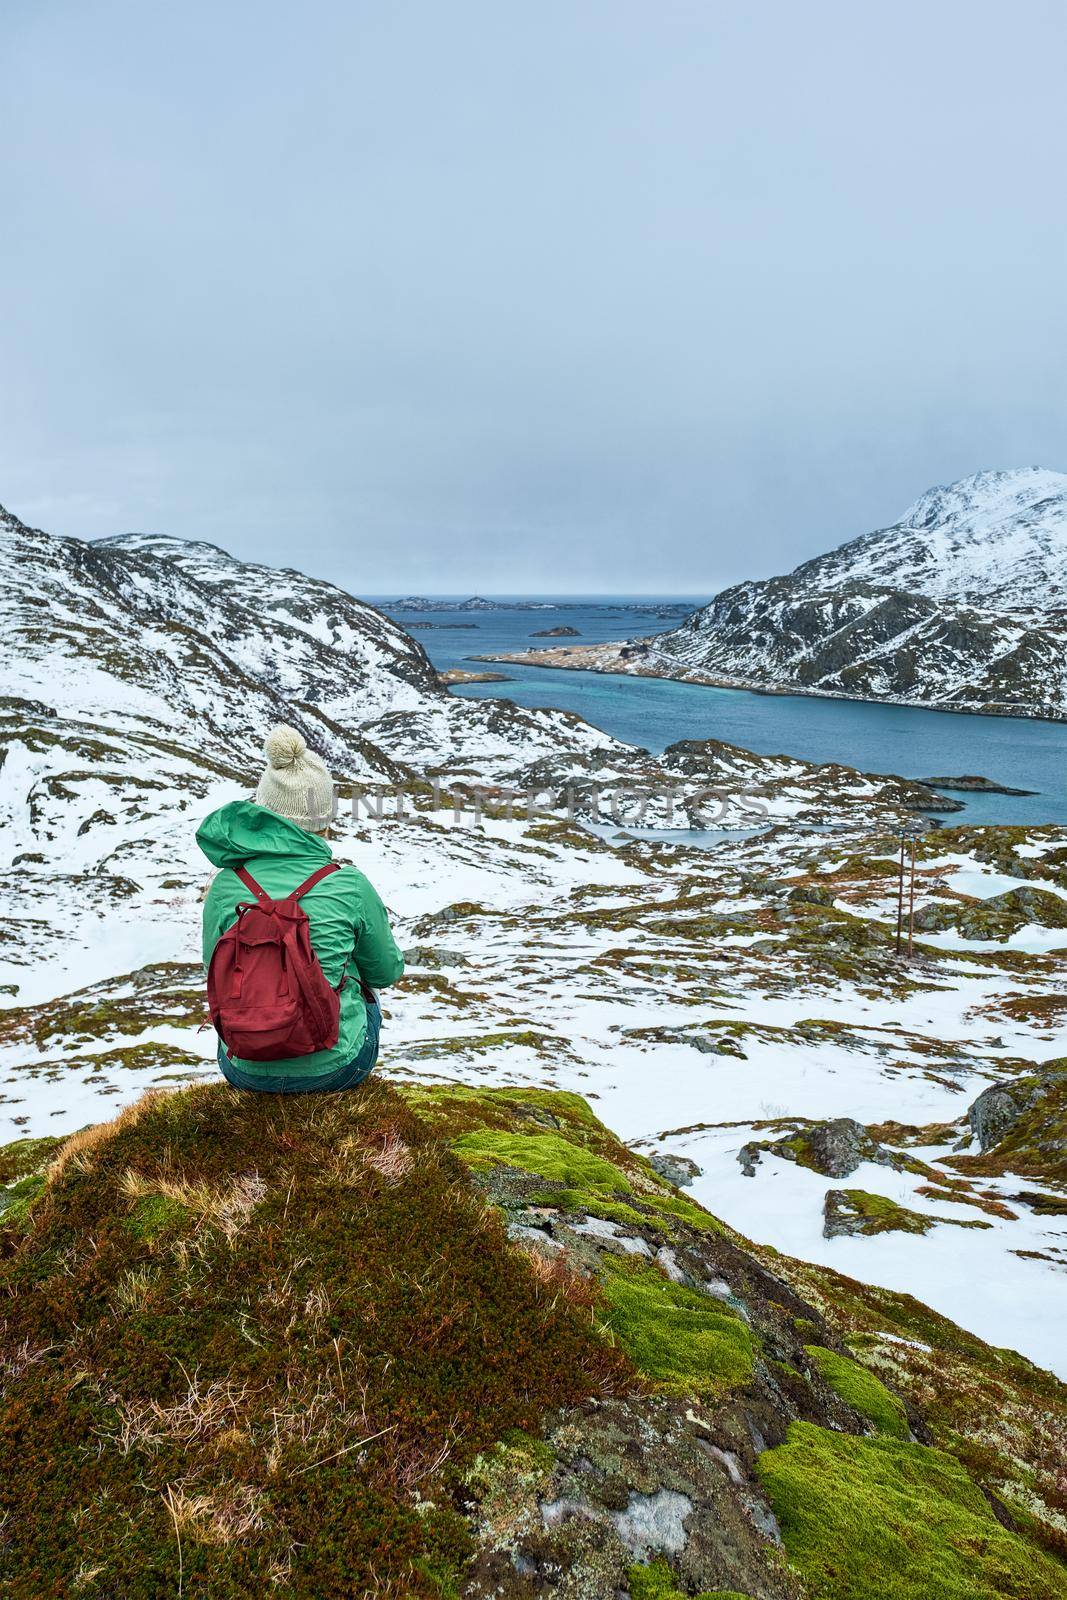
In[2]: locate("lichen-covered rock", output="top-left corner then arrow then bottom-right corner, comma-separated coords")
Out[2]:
740,1117 -> 902,1181
786,883 -> 836,906
967,1067 -> 1065,1153
648,1152 -> 703,1189
462,1396 -> 802,1599
823,1188 -> 937,1238
914,885 -> 1067,941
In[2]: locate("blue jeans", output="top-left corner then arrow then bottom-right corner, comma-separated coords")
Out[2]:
219,1000 -> 381,1094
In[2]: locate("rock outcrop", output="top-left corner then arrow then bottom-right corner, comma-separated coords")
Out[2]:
739,1119 -> 902,1181
957,1066 -> 1067,1198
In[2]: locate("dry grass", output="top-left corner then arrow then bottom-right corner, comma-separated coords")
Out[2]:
118,1168 -> 267,1239
521,1242 -> 569,1286
104,1371 -> 266,1456
331,1125 -> 417,1185
0,1337 -> 57,1384
49,1090 -> 171,1181
361,1131 -> 415,1183
111,1264 -> 157,1313
72,1564 -> 106,1591
162,1481 -> 266,1546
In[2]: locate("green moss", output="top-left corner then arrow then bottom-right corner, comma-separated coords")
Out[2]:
464,1428 -> 557,1538
497,1426 -> 555,1470
442,1098 -> 722,1236
804,1345 -> 908,1438
826,1190 -> 938,1236
123,1191 -> 188,1241
625,1560 -> 748,1598
0,1136 -> 64,1185
0,1136 -> 61,1233
452,1128 -> 636,1208
643,1189 -> 723,1234
407,1085 -> 668,1178
599,1257 -> 755,1396
772,1360 -> 805,1383
763,1248 -> 1067,1558
625,1561 -> 683,1599
0,1173 -> 46,1229
758,1422 -> 1066,1600
466,1426 -> 555,1486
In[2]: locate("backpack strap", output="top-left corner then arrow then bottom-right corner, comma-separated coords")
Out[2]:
291,862 -> 340,900
235,866 -> 269,902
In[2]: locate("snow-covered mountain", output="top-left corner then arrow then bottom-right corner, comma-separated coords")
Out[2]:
500,469 -> 1067,719
651,468 -> 1067,717
793,466 -> 1067,610
0,503 -> 631,986
0,506 -> 627,787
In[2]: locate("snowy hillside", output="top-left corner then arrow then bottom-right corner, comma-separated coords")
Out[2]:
1,506 -> 628,783
492,469 -> 1067,719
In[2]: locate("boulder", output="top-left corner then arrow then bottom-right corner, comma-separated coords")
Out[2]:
787,884 -> 836,907
914,887 -> 1067,941
648,1151 -> 703,1188
823,1189 -> 935,1239
739,1118 -> 901,1180
967,1068 -> 1065,1152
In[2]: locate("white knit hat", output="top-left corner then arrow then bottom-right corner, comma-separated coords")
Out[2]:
255,726 -> 335,831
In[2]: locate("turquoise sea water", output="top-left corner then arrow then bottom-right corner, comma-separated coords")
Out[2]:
371,597 -> 1067,828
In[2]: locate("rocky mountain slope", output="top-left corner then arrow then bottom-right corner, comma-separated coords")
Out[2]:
485,468 -> 1067,719
790,466 -> 1067,610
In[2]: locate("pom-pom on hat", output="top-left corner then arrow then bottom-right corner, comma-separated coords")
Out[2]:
255,724 -> 335,831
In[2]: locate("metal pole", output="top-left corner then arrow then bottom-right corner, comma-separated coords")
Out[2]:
895,835 -> 906,956
907,838 -> 917,961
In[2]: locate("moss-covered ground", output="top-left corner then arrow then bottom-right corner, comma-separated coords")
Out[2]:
626,1558 -> 749,1598
411,1083 -> 722,1236
2,1079 -> 1064,1597
0,1080 -> 632,1598
766,1251 -> 1067,1565
759,1422 -> 1065,1600
600,1257 -> 755,1396
824,1187 -> 991,1236
802,1345 -> 908,1438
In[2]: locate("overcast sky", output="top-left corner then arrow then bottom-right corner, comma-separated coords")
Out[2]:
2,2 -> 1065,596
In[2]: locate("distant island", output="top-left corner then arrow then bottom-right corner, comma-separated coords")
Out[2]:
388,595 -> 519,612
382,595 -> 697,617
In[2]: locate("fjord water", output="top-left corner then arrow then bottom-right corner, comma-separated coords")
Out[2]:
373,598 -> 1067,827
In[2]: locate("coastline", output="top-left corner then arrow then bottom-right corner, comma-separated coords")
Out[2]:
472,648 -> 1067,727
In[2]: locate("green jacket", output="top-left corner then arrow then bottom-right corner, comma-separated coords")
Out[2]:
197,801 -> 404,1082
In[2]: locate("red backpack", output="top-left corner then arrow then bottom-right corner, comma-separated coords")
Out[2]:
207,864 -> 345,1062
